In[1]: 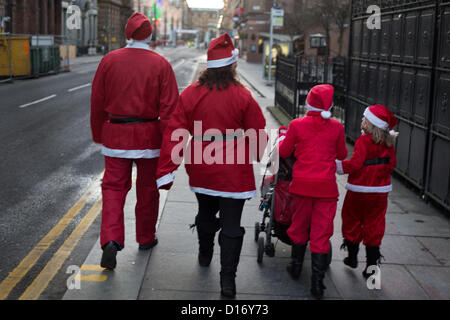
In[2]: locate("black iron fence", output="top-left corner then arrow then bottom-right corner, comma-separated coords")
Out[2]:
347,0 -> 450,211
274,55 -> 347,123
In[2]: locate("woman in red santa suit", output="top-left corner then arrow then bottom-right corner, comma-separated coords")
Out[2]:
278,84 -> 348,299
90,12 -> 179,269
156,33 -> 267,298
336,105 -> 398,279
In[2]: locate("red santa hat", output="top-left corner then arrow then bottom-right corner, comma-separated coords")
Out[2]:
305,84 -> 334,119
363,104 -> 398,136
126,12 -> 153,41
207,33 -> 239,69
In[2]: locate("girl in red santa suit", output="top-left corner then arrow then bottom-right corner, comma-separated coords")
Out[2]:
336,104 -> 398,279
156,33 -> 267,298
90,12 -> 179,269
278,85 -> 348,299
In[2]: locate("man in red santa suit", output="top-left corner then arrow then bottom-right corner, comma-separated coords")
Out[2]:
90,12 -> 179,269
278,84 -> 348,299
156,33 -> 267,297
336,104 -> 398,279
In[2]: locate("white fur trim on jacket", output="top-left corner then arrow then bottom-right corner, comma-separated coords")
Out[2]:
101,146 -> 160,159
335,160 -> 344,175
156,173 -> 175,188
190,186 -> 256,199
125,35 -> 152,50
345,183 -> 392,193
206,49 -> 239,68
363,107 -> 389,130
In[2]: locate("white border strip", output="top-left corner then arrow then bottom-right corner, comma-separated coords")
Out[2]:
190,187 -> 256,199
156,173 -> 175,189
364,107 -> 389,130
345,183 -> 392,193
335,160 -> 344,175
101,147 -> 160,159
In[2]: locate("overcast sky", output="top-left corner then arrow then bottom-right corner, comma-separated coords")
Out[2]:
186,0 -> 224,9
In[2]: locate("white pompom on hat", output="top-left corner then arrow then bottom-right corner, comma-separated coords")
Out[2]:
305,84 -> 334,119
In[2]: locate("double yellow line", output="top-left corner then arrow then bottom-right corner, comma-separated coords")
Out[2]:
0,171 -> 104,300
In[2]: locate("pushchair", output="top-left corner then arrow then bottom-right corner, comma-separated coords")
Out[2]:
255,141 -> 333,266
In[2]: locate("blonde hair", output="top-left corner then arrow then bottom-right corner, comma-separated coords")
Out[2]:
362,117 -> 398,147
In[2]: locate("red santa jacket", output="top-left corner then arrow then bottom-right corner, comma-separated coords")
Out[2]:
156,83 -> 267,199
278,111 -> 348,198
90,44 -> 179,158
336,133 -> 396,193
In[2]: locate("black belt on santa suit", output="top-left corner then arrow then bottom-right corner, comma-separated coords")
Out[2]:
109,116 -> 159,124
192,131 -> 245,142
364,157 -> 390,166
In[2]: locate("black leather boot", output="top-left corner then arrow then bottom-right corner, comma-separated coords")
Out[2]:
310,253 -> 328,299
286,243 -> 307,279
100,241 -> 120,270
340,238 -> 359,269
362,246 -> 382,279
194,216 -> 221,267
219,229 -> 244,298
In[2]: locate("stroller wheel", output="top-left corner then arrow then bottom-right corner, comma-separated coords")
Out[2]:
257,237 -> 264,263
265,242 -> 275,257
254,222 -> 261,242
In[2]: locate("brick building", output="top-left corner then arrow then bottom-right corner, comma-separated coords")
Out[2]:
97,0 -> 132,52
232,0 -> 350,63
1,0 -> 62,35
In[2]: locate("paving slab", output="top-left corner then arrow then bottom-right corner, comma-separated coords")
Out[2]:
327,263 -> 430,300
406,265 -> 450,299
415,237 -> 450,266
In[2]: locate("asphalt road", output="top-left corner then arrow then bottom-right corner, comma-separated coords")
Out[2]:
0,46 -> 205,300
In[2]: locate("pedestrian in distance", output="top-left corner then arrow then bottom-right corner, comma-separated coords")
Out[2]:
336,104 -> 398,280
156,33 -> 267,298
90,12 -> 179,270
277,84 -> 348,299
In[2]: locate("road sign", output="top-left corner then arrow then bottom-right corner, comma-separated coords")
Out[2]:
271,8 -> 284,27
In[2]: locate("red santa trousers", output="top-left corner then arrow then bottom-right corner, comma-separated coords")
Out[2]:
341,190 -> 388,247
100,156 -> 159,249
287,195 -> 337,253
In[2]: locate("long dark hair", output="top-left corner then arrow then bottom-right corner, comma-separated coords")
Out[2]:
197,64 -> 243,90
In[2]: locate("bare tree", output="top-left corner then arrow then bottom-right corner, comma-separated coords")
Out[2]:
278,0 -> 315,51
310,0 -> 351,56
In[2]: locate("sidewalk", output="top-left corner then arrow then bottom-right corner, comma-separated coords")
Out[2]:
64,59 -> 450,301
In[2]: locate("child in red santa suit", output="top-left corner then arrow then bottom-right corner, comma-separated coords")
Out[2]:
278,84 -> 348,299
335,104 -> 398,279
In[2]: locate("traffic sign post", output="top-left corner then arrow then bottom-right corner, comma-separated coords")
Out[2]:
267,6 -> 284,85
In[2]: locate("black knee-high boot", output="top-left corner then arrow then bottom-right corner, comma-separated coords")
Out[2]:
286,243 -> 307,279
310,253 -> 328,299
340,238 -> 359,269
219,229 -> 244,298
362,246 -> 382,279
194,216 -> 221,267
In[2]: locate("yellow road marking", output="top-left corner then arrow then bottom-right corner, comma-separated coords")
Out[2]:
19,197 -> 103,300
0,171 -> 104,300
80,264 -> 109,272
76,274 -> 108,282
